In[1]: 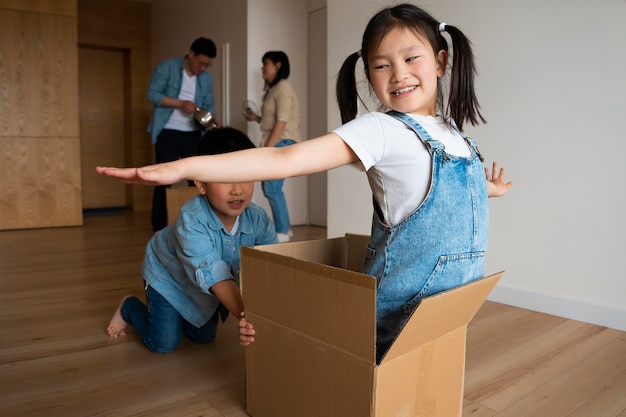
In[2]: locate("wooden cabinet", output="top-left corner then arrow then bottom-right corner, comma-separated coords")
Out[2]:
0,1 -> 82,229
0,0 -> 152,229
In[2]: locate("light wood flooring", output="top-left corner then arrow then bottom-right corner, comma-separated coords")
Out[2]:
1,212 -> 624,417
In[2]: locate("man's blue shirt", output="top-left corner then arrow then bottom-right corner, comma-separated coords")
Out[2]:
146,57 -> 215,144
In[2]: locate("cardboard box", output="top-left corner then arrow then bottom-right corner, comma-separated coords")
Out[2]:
165,186 -> 198,225
241,234 -> 503,417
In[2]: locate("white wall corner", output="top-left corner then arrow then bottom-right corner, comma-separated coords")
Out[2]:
488,283 -> 626,333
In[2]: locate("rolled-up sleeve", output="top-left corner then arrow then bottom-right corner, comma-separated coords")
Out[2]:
147,62 -> 170,106
173,221 -> 234,294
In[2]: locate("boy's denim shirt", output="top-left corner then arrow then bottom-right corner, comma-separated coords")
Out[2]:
142,195 -> 278,327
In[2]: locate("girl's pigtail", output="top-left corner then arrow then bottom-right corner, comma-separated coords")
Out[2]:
443,25 -> 486,131
336,52 -> 361,124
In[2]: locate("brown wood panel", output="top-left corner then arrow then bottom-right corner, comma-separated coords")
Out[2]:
0,0 -> 75,16
79,46 -> 127,209
0,9 -> 79,138
0,6 -> 81,230
0,137 -> 82,229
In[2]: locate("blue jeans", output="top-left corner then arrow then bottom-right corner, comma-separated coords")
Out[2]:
262,139 -> 296,233
121,284 -> 219,353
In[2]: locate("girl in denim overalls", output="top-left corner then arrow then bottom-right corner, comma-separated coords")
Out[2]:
97,4 -> 512,359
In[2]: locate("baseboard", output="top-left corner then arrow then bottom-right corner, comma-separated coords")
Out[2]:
488,283 -> 626,332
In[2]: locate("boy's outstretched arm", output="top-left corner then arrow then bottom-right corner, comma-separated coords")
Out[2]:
485,162 -> 513,198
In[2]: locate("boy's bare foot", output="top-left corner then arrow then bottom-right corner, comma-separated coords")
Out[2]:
107,295 -> 131,338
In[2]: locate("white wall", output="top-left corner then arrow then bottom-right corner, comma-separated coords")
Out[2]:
246,0 -> 309,226
327,0 -> 626,331
307,4 -> 328,227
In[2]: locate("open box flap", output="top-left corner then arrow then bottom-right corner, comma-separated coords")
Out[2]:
380,271 -> 503,364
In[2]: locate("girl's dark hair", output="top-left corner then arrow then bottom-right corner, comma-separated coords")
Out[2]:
262,51 -> 291,89
197,127 -> 255,156
336,3 -> 486,130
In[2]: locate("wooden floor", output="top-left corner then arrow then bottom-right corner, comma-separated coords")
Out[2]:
0,212 -> 624,417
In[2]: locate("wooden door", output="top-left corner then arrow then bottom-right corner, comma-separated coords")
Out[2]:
78,46 -> 127,210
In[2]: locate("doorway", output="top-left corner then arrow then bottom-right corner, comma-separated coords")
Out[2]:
78,45 -> 129,210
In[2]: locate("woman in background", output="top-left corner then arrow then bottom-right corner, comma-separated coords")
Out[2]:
245,51 -> 300,242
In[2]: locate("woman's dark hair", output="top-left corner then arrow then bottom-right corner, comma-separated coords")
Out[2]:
190,37 -> 217,59
262,51 -> 291,89
336,3 -> 485,130
197,127 -> 255,156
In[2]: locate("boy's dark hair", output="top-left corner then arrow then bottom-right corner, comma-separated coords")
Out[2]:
197,127 -> 255,156
262,51 -> 290,88
336,3 -> 485,130
190,37 -> 217,58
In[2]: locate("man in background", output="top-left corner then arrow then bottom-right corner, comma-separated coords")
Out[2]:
147,37 -> 220,231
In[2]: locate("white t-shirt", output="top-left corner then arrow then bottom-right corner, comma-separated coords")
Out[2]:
333,112 -> 471,227
164,70 -> 197,131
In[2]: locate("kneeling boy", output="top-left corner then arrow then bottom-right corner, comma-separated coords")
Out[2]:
107,127 -> 278,352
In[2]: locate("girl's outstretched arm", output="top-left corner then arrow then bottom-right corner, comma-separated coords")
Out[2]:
95,164 -> 186,185
96,132 -> 358,185
485,162 -> 513,197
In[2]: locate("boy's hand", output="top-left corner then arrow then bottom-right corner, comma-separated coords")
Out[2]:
239,312 -> 256,346
485,162 -> 513,198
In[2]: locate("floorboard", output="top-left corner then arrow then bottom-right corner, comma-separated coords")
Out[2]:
0,212 -> 624,416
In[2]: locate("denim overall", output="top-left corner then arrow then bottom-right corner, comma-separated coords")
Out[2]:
368,111 -> 489,363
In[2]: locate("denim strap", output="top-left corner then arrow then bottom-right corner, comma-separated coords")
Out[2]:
387,111 -> 484,161
387,111 -> 443,155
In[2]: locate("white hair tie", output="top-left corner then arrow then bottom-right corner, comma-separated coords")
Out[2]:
439,22 -> 447,33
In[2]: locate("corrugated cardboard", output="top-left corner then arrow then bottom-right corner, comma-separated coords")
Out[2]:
241,234 -> 503,417
165,186 -> 198,225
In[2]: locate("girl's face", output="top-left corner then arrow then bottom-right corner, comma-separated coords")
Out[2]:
194,180 -> 254,230
262,59 -> 280,84
367,27 -> 447,116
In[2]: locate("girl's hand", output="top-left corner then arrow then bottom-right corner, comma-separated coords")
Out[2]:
239,312 -> 256,346
96,162 -> 185,186
485,162 -> 513,198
